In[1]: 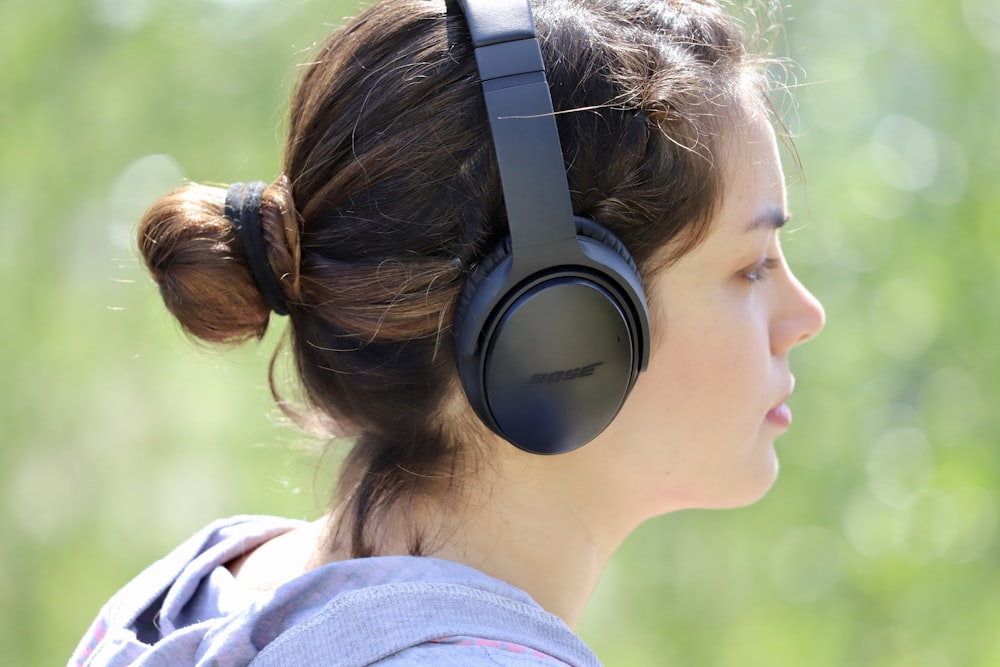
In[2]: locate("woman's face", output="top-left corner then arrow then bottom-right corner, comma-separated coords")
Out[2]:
591,112 -> 826,519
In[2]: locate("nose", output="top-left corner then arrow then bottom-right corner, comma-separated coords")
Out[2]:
772,269 -> 825,355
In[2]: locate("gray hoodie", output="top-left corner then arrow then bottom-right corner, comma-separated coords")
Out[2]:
69,515 -> 601,666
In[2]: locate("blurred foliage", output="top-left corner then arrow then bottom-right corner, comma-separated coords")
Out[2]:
2,0 -> 998,665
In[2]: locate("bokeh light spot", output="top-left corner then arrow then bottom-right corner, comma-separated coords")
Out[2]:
93,0 -> 156,32
921,131 -> 969,205
944,486 -> 997,563
769,526 -> 843,604
869,115 -> 939,192
867,426 -> 935,508
108,153 -> 185,252
868,277 -> 942,361
919,366 -> 985,446
962,0 -> 1000,53
843,489 -> 901,559
847,146 -> 914,222
895,489 -> 961,565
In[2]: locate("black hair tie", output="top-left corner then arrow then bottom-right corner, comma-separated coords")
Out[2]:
224,181 -> 290,316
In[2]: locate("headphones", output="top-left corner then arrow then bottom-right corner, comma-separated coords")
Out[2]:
452,0 -> 651,455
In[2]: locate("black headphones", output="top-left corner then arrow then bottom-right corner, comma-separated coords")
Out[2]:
453,0 -> 651,455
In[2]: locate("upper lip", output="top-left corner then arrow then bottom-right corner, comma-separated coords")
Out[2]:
770,377 -> 795,411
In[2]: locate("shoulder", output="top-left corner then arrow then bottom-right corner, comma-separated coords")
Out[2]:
69,515 -> 306,667
248,563 -> 603,667
374,637 -> 581,665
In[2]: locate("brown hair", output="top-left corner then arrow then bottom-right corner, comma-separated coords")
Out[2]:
139,0 -> 771,557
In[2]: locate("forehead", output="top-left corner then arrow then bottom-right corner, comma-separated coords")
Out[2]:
654,113 -> 786,274
724,112 -> 786,212
705,113 -> 788,243
645,109 -> 787,278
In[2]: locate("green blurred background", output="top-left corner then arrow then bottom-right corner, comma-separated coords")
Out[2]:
2,0 -> 998,664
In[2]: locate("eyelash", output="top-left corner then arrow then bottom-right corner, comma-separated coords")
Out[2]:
743,257 -> 779,283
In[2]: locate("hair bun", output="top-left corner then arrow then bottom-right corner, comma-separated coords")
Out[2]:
138,182 -> 277,344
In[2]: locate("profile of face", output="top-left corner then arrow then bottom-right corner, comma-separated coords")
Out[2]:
578,111 -> 826,522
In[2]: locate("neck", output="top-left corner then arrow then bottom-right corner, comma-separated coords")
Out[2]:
428,472 -> 612,628
323,441 -> 636,629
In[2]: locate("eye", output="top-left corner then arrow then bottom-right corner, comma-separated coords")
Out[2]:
742,257 -> 779,283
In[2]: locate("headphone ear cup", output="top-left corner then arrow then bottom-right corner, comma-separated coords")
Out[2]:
454,218 -> 648,455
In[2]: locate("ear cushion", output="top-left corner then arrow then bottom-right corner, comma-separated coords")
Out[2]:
573,217 -> 641,276
453,236 -> 512,334
455,217 -> 639,329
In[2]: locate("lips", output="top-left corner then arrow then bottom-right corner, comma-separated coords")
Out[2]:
766,402 -> 792,428
767,378 -> 795,429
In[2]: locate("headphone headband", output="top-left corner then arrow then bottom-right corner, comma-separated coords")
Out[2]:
457,0 -> 578,263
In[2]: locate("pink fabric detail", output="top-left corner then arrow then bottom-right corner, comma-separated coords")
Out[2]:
71,616 -> 108,666
429,636 -> 564,662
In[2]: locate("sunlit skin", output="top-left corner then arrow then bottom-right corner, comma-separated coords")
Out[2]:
586,110 -> 827,522
229,111 -> 825,631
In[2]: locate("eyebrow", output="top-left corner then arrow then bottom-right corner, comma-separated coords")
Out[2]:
745,210 -> 790,233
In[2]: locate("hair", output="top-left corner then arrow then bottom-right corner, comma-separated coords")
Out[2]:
138,0 -> 775,557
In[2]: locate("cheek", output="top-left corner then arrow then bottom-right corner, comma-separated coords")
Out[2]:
631,299 -> 778,478
619,324 -> 754,454
655,305 -> 767,409
599,301 -> 778,515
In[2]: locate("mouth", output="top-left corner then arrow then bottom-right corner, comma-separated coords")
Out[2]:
766,379 -> 795,429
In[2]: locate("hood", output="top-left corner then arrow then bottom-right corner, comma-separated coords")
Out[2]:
69,515 -> 599,667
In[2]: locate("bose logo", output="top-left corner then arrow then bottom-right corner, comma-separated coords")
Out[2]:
526,362 -> 604,385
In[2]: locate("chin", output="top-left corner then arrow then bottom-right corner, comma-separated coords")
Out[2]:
643,447 -> 781,516
705,448 -> 781,509
738,448 -> 781,506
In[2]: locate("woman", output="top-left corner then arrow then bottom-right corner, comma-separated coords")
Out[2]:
71,0 -> 824,664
